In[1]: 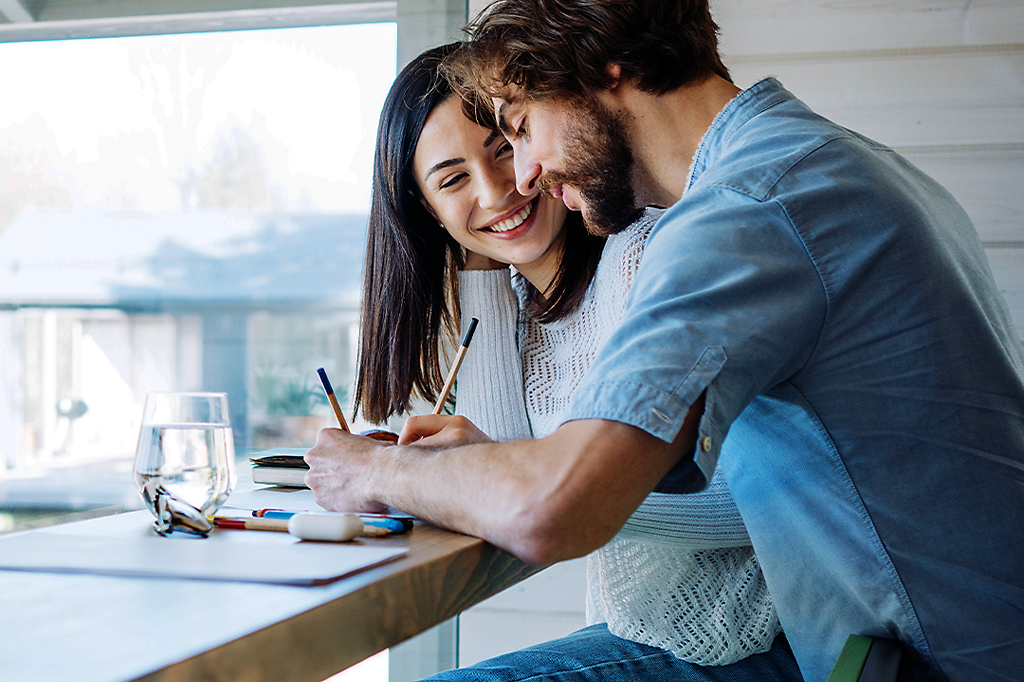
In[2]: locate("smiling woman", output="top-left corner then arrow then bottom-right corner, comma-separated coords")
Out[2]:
354,42 -> 606,425
412,95 -> 569,299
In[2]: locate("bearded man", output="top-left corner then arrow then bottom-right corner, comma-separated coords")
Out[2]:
307,2 -> 1024,680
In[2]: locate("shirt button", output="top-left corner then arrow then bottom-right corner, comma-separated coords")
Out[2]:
651,408 -> 671,422
700,436 -> 713,452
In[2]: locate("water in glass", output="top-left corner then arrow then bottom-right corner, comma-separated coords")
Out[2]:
133,393 -> 237,529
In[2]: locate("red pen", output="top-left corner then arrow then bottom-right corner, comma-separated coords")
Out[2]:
211,516 -> 289,532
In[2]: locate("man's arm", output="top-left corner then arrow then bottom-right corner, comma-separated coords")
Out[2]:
304,394 -> 703,565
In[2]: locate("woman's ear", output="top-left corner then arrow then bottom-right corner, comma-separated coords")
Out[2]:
419,197 -> 443,229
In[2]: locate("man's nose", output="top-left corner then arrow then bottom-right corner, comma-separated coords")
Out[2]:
513,146 -> 541,196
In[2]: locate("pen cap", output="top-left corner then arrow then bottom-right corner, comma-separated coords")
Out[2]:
288,512 -> 363,542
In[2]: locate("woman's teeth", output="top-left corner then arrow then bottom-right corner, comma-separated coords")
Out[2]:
489,202 -> 532,233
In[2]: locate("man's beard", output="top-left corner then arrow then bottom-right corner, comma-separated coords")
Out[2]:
540,95 -> 643,237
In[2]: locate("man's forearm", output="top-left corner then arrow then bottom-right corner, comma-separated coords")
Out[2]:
307,414 -> 701,565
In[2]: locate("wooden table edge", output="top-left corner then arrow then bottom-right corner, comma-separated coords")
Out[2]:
133,523 -> 544,682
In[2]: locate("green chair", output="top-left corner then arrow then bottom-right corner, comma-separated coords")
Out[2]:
825,635 -> 904,682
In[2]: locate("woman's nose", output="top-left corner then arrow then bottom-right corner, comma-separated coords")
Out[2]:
479,164 -> 519,209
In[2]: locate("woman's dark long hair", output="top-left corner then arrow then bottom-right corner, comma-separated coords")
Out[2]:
354,43 -> 604,424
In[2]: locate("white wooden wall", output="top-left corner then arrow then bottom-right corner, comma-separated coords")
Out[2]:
458,0 -> 1024,669
720,0 -> 1024,335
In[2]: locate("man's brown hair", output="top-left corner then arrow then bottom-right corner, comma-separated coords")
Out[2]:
449,0 -> 731,102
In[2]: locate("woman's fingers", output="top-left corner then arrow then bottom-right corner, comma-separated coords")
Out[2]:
399,414 -> 493,446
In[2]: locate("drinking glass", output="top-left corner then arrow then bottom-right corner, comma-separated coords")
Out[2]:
132,392 -> 237,536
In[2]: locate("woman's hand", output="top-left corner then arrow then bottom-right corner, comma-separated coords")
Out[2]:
463,249 -> 509,271
399,414 -> 493,447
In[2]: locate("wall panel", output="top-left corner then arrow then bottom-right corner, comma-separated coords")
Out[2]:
728,50 -> 1024,146
715,0 -> 1022,54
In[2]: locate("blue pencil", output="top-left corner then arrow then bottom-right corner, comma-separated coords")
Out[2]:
253,509 -> 411,533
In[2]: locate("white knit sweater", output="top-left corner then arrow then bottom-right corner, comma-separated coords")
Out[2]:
456,211 -> 780,665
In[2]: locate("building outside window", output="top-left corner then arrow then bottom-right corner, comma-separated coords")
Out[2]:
0,24 -> 396,513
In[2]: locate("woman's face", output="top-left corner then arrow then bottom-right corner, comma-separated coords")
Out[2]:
413,96 -> 569,272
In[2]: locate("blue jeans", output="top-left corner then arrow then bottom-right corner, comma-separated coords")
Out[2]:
421,625 -> 803,682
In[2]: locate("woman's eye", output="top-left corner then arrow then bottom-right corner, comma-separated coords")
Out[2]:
439,173 -> 467,190
496,142 -> 513,158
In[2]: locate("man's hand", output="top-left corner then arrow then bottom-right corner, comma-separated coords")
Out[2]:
304,415 -> 492,513
399,414 -> 493,446
301,401 -> 703,565
304,428 -> 392,514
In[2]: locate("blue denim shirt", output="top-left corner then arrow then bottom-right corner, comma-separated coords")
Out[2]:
567,78 -> 1024,681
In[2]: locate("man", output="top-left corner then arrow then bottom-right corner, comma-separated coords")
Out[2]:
306,1 -> 1024,680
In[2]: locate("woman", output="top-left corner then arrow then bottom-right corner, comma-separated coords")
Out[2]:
354,43 -> 798,678
355,43 -> 604,425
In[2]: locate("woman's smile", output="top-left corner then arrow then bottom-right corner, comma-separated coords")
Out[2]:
480,197 -> 535,237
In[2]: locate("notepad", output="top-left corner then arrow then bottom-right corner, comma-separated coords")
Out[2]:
0,512 -> 407,586
249,448 -> 310,488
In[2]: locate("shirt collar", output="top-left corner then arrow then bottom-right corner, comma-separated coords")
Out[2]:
685,77 -> 794,192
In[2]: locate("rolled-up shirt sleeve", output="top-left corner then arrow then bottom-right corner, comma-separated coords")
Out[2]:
565,187 -> 828,489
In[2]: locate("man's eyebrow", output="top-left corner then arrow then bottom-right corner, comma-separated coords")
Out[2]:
425,157 -> 464,182
496,101 -> 514,137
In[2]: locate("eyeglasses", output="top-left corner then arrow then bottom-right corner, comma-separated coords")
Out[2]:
147,480 -> 214,538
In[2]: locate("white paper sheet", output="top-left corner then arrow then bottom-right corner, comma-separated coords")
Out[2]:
0,511 -> 407,586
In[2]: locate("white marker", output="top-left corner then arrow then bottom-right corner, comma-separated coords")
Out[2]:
288,512 -> 364,542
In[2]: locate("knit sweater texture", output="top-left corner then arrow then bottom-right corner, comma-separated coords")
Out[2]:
456,211 -> 780,664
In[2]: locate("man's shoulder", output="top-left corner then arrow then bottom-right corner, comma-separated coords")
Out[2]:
685,79 -> 893,202
701,102 -> 865,202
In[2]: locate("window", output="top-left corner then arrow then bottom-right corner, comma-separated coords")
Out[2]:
0,23 -> 396,473
0,13 -> 471,682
